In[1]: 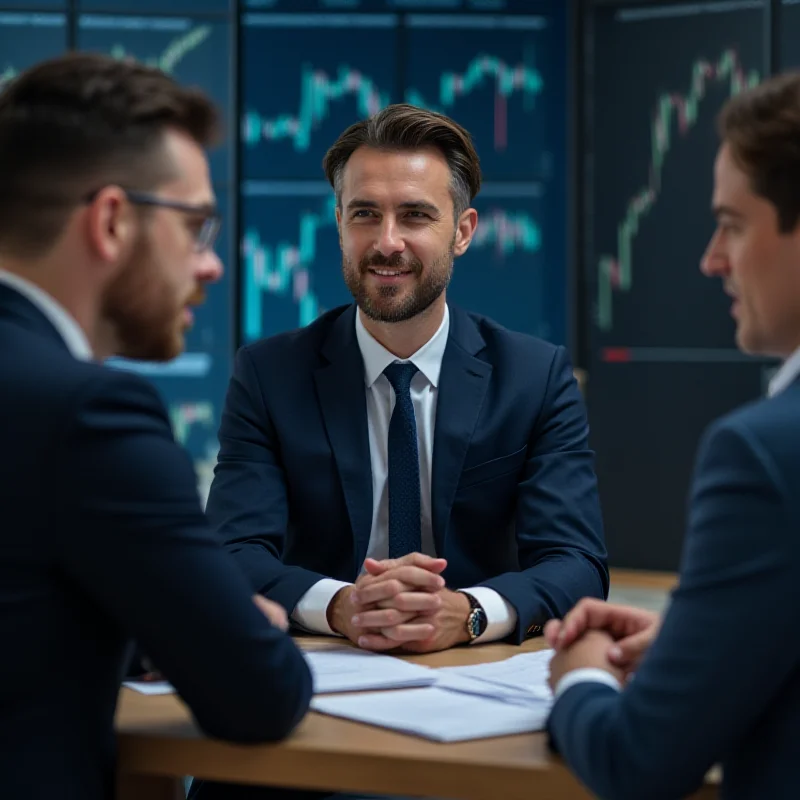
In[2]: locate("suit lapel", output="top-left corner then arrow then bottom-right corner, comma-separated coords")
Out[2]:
313,306 -> 373,574
431,306 -> 492,555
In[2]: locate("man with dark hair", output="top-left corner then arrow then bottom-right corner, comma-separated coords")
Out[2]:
0,52 -> 312,800
206,103 -> 608,656
544,71 -> 800,800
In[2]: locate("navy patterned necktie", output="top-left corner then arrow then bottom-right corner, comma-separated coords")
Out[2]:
383,362 -> 422,558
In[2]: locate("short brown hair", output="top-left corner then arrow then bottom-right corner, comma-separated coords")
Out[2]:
0,51 -> 220,257
718,71 -> 800,233
322,103 -> 481,217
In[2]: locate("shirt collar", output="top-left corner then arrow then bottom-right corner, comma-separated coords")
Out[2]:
0,269 -> 93,361
768,345 -> 800,397
355,304 -> 450,389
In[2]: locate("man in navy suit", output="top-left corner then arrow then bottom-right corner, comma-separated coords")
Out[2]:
545,72 -> 800,799
0,53 -> 312,800
207,103 -> 609,657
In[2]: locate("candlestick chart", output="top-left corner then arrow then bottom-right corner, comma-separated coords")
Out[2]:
404,11 -> 566,181
449,186 -> 564,342
589,2 -> 762,356
240,13 -> 397,179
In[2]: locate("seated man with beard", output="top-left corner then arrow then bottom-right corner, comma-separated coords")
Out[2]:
205,104 -> 609,657
0,53 -> 312,800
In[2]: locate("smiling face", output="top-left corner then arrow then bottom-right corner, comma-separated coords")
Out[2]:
701,142 -> 800,358
336,145 -> 476,324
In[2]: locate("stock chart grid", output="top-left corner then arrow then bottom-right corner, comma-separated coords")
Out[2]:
0,0 -> 568,504
240,6 -> 569,347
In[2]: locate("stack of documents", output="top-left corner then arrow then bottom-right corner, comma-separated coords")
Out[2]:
311,686 -> 550,742
310,648 -> 555,741
124,644 -> 557,742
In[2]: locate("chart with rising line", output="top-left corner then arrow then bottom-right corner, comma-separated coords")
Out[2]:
589,0 -> 764,359
585,0 -> 769,573
0,12 -> 67,90
77,15 -> 231,183
241,13 -> 398,180
597,49 -> 759,336
404,10 -> 566,181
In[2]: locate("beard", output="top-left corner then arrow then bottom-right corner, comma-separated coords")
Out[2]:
343,244 -> 454,323
101,232 -> 196,362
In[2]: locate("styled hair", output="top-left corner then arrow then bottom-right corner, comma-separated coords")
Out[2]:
718,70 -> 800,233
0,51 -> 220,257
322,103 -> 481,217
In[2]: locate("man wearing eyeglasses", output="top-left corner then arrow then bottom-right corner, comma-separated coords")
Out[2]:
0,53 -> 312,800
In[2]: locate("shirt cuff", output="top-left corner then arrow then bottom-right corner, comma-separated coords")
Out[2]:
459,587 -> 518,644
555,667 -> 623,699
290,578 -> 352,636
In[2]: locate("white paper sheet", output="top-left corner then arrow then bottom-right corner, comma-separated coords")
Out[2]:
311,686 -> 550,741
303,647 -> 437,694
434,648 -> 554,703
122,680 -> 175,695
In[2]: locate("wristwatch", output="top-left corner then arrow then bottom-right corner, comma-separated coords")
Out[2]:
462,592 -> 487,641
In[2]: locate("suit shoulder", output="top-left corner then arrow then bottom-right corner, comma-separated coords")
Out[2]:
239,305 -> 352,367
462,308 -> 565,365
1,329 -> 166,418
707,383 -> 800,470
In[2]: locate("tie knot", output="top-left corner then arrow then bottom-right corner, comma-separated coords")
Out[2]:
383,362 -> 418,395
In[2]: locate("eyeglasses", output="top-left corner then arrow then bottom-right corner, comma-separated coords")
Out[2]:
123,190 -> 222,253
83,188 -> 222,252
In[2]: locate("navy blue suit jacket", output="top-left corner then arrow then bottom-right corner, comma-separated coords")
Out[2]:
0,284 -> 312,800
548,378 -> 800,800
207,303 -> 608,643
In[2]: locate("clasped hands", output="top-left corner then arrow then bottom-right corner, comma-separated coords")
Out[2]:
327,553 -> 472,654
544,598 -> 662,692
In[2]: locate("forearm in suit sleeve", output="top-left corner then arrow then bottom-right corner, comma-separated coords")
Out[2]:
480,346 -> 609,643
58,370 -> 313,744
206,346 -> 327,612
547,418 -> 800,800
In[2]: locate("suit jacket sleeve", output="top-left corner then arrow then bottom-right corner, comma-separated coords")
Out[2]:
547,417 -> 800,800
479,346 -> 609,642
205,346 -> 328,612
57,369 -> 313,744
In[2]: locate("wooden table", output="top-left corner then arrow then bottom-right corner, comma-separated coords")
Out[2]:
115,637 -> 717,800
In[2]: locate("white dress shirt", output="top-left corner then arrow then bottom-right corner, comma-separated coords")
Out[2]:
768,345 -> 800,397
292,305 -> 518,644
0,269 -> 93,361
553,343 -> 800,699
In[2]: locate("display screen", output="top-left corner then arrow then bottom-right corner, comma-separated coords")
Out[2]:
586,0 -> 772,569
